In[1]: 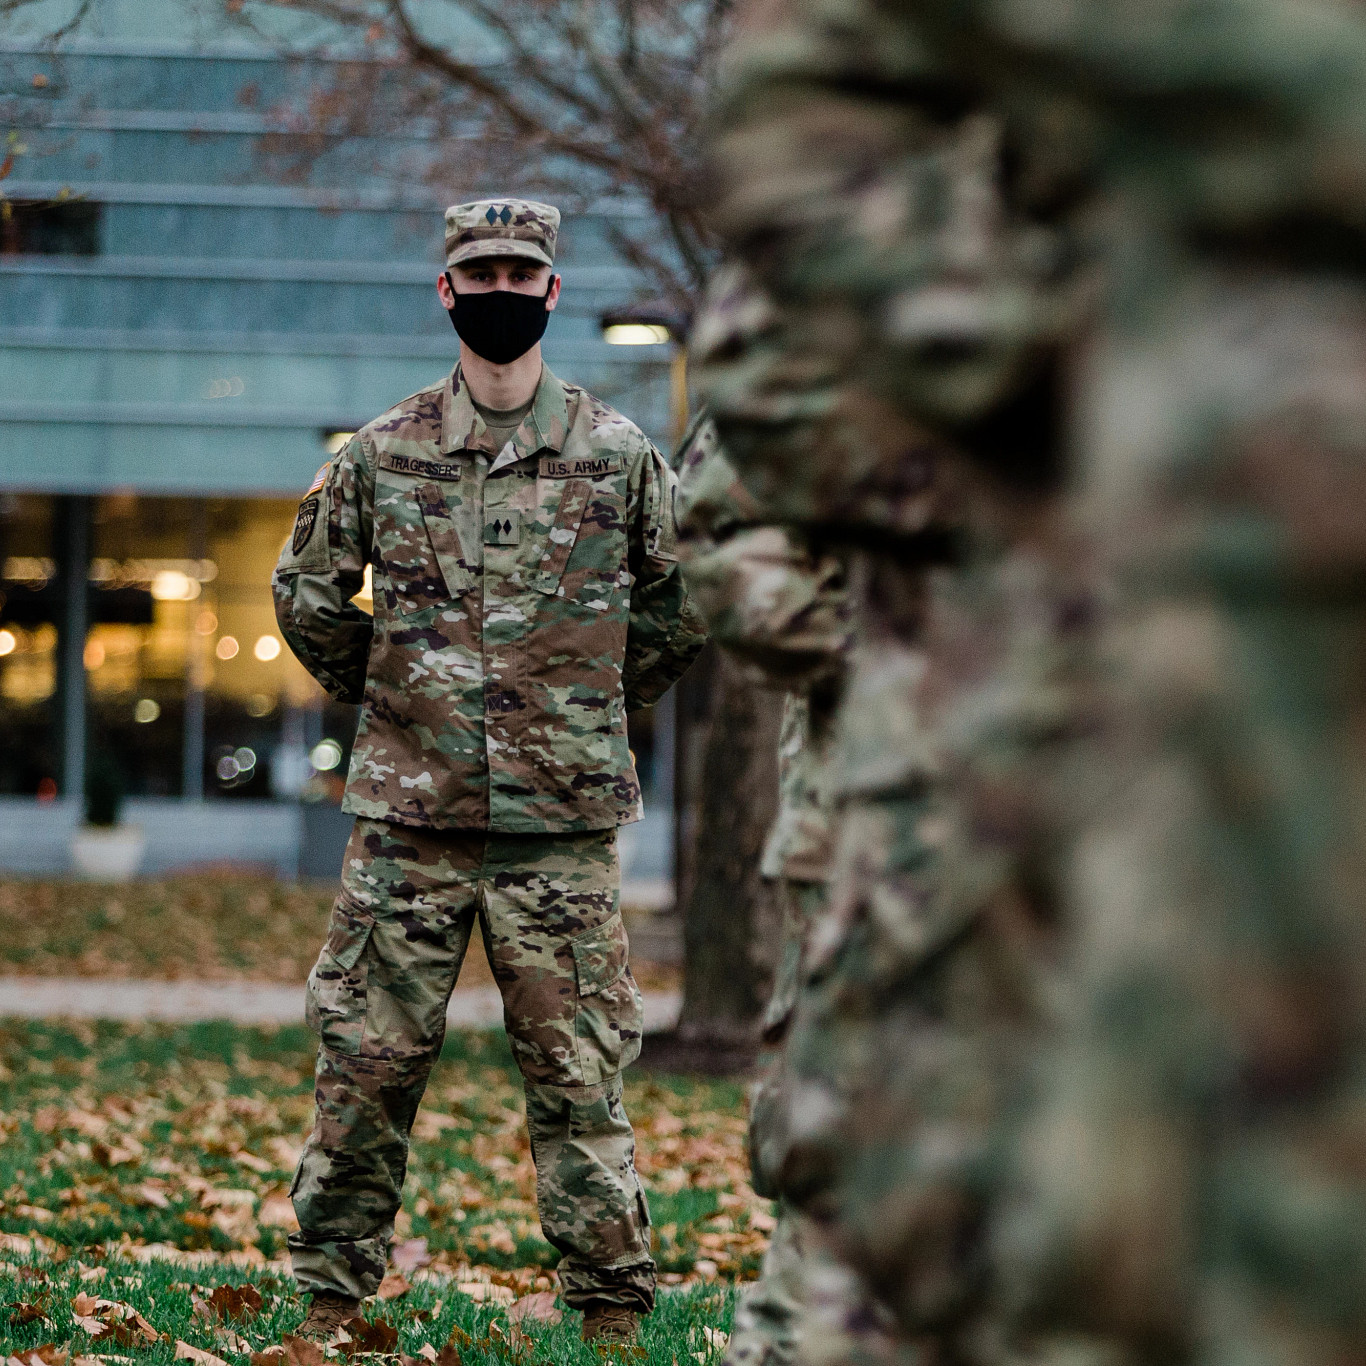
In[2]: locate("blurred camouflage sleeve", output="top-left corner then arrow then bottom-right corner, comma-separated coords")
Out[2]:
676,410 -> 850,691
272,435 -> 375,704
621,440 -> 708,712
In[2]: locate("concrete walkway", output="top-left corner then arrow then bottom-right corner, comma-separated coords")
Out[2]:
0,977 -> 682,1032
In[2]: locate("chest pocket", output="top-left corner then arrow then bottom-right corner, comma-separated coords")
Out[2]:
532,479 -> 591,595
383,480 -> 475,618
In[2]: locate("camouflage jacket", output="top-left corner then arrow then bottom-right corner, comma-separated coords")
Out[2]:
274,364 -> 707,834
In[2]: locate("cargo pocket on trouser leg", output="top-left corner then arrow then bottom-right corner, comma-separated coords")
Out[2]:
305,895 -> 376,1056
570,910 -> 643,1085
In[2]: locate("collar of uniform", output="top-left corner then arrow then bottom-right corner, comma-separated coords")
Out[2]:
440,364 -> 570,471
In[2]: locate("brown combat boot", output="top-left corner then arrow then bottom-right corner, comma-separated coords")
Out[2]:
296,1291 -> 362,1343
581,1305 -> 640,1345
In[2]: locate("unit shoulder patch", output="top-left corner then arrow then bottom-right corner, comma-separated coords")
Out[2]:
292,497 -> 320,554
378,450 -> 464,481
539,454 -> 622,479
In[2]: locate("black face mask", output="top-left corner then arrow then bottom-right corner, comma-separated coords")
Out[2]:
446,275 -> 554,365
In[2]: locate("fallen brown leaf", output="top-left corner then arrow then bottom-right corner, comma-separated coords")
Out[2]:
208,1283 -> 263,1320
5,1348 -> 66,1366
376,1272 -> 410,1301
175,1342 -> 229,1366
5,1296 -> 51,1327
339,1316 -> 399,1354
507,1291 -> 561,1325
69,1296 -> 160,1347
251,1337 -> 325,1366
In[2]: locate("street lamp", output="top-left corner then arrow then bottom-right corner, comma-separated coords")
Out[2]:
600,303 -> 690,448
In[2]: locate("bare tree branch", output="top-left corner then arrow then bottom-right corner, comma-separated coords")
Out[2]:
237,0 -> 730,303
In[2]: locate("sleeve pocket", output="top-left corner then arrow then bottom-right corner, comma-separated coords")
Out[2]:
571,911 -> 629,996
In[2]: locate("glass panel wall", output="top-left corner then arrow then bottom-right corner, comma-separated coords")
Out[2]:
0,494 -> 60,796
86,494 -> 194,797
83,493 -> 354,802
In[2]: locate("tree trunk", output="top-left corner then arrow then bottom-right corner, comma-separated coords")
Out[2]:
644,646 -> 784,1074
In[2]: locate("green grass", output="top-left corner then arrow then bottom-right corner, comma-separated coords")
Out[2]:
0,1020 -> 761,1359
0,1252 -> 737,1362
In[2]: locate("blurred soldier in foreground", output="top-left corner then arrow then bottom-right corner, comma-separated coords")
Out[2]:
698,7 -> 1087,1362
273,197 -> 706,1344
677,410 -> 902,1366
708,0 -> 1366,1359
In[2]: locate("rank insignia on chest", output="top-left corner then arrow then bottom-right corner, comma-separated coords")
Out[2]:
484,510 -> 521,545
293,497 -> 319,554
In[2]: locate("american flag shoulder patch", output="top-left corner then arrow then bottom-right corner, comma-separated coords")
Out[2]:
306,463 -> 328,495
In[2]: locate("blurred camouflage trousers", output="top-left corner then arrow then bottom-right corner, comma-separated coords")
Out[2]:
732,878 -> 905,1366
771,544 -> 1072,1357
729,1201 -> 907,1366
289,817 -> 656,1311
749,879 -> 826,1201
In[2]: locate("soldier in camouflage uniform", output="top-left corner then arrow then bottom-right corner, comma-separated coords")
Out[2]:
273,198 -> 707,1344
674,407 -> 912,1366
676,410 -> 874,1366
696,11 -> 1084,1362
708,0 -> 1366,1360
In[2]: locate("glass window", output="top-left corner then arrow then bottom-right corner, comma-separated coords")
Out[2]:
0,200 -> 102,256
86,495 -> 196,798
84,494 -> 344,802
0,494 -> 59,797
200,496 -> 340,801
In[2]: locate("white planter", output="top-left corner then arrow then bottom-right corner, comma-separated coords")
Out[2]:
70,823 -> 147,881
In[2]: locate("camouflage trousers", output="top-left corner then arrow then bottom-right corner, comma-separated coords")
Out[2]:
730,880 -> 904,1366
771,542 -> 1077,1362
289,818 -> 656,1311
729,1202 -> 907,1366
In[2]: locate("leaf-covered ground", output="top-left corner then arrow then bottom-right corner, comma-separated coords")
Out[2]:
0,1021 -> 761,1362
0,880 -> 679,991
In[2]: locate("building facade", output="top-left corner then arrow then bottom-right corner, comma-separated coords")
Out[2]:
0,17 -> 675,880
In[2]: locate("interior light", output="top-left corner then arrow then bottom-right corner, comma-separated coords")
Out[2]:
324,430 -> 356,455
84,639 -> 106,669
134,697 -> 161,724
0,630 -> 15,658
151,569 -> 199,601
234,746 -> 257,772
310,739 -> 344,772
195,609 -> 218,636
216,635 -> 239,661
254,634 -> 282,662
246,692 -> 275,718
602,322 -> 672,346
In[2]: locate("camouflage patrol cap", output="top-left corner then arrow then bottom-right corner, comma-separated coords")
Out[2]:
444,198 -> 560,269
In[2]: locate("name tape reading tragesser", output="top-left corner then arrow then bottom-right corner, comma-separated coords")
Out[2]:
379,451 -> 464,480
